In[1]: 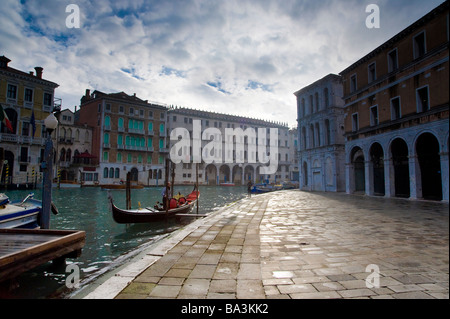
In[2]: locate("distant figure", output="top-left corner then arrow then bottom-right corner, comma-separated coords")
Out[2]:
247,181 -> 252,198
161,182 -> 171,209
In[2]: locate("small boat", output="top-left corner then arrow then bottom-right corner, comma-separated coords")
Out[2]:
0,193 -> 42,229
101,183 -> 144,190
220,182 -> 235,186
110,190 -> 200,224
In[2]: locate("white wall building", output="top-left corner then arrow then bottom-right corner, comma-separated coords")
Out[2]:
294,74 -> 346,192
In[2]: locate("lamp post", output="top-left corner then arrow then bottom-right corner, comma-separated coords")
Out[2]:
41,113 -> 58,229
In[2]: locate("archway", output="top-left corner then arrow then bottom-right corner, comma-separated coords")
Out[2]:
219,165 -> 230,183
390,138 -> 410,198
302,161 -> 308,187
205,164 -> 217,185
416,133 -> 442,200
130,167 -> 139,182
351,147 -> 365,193
232,165 -> 243,185
370,143 -> 385,196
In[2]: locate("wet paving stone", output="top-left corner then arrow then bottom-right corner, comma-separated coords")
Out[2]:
111,190 -> 448,299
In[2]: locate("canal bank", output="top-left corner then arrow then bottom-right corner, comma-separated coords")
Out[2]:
73,190 -> 449,299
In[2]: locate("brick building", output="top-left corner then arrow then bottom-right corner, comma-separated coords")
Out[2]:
77,90 -> 169,186
340,2 -> 449,201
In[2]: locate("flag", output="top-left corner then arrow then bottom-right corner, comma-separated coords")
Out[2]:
0,104 -> 13,133
30,110 -> 36,137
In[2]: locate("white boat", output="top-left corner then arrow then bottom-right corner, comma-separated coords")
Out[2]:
0,193 -> 42,229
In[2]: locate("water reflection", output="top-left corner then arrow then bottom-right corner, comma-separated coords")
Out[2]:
2,185 -> 247,298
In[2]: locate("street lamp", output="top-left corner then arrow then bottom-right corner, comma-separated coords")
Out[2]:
41,113 -> 58,229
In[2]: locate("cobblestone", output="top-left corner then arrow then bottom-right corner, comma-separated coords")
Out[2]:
85,190 -> 448,299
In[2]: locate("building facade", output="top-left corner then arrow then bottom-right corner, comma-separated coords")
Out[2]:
295,74 -> 346,192
340,2 -> 449,201
54,108 -> 94,185
0,55 -> 59,188
77,90 -> 169,186
167,107 -> 291,185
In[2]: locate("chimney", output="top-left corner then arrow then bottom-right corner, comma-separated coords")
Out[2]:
35,67 -> 43,79
0,56 -> 11,68
85,89 -> 91,97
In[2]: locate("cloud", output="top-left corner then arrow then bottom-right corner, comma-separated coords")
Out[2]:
0,0 -> 445,127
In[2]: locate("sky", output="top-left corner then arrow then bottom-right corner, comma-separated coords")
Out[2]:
0,0 -> 445,128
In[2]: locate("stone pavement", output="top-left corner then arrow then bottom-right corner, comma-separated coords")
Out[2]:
85,190 -> 449,299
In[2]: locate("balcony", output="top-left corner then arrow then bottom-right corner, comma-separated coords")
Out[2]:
125,145 -> 147,152
128,128 -> 145,135
0,133 -> 18,143
103,143 -> 111,149
159,148 -> 169,153
147,130 -> 154,136
104,125 -> 111,131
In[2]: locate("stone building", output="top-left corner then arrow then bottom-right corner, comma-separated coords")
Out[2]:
77,90 -> 169,186
340,2 -> 449,201
294,74 -> 346,192
54,108 -> 94,185
0,55 -> 59,188
167,107 -> 290,185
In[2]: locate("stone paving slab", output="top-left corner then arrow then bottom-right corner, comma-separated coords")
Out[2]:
83,190 -> 449,299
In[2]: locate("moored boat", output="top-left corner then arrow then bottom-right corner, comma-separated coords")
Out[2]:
110,190 -> 200,224
0,193 -> 42,229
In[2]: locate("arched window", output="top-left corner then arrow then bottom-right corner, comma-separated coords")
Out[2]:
103,167 -> 109,178
324,87 -> 329,108
109,167 -> 114,178
115,168 -> 120,179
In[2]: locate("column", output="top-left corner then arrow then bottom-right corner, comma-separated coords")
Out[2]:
364,160 -> 371,196
440,152 -> 449,202
408,155 -> 421,200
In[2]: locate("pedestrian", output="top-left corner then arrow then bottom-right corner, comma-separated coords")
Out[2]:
247,180 -> 252,198
161,182 -> 171,209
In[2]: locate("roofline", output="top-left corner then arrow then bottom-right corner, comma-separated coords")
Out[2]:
293,73 -> 342,96
339,1 -> 449,75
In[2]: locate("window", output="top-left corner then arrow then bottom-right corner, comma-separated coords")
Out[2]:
160,112 -> 165,120
390,97 -> 401,120
115,168 -> 120,178
104,133 -> 110,144
109,168 -> 114,178
105,104 -> 111,112
416,86 -> 429,113
413,31 -> 426,59
22,122 -> 30,136
301,98 -> 306,117
139,109 -> 144,117
117,134 -> 123,145
352,113 -> 359,132
129,107 -> 134,115
324,88 -> 329,108
172,116 -> 177,122
368,62 -> 376,83
325,119 -> 331,145
350,74 -> 357,93
24,88 -> 33,102
370,105 -> 379,126
315,92 -> 320,112
104,115 -> 111,127
103,167 -> 108,178
7,84 -> 17,99
118,117 -> 124,129
309,95 -> 314,114
127,153 -> 132,163
103,151 -> 109,161
117,153 -> 122,162
119,105 -> 124,114
148,110 -> 153,118
388,48 -> 398,72
43,93 -> 52,106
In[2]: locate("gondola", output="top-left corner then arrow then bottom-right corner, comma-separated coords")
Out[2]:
110,190 -> 200,224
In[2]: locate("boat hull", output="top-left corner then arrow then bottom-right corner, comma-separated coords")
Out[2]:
111,191 -> 200,224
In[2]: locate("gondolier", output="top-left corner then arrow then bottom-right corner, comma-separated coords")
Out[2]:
161,182 -> 171,209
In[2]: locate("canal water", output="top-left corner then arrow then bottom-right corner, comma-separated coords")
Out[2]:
2,185 -> 248,299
